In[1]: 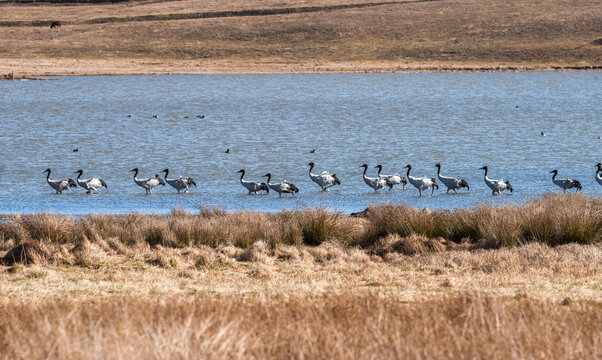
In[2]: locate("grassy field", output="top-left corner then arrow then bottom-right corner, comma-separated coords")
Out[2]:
0,194 -> 601,358
0,0 -> 600,76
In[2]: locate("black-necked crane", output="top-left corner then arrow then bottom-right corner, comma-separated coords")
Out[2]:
237,169 -> 269,194
43,168 -> 76,194
360,164 -> 389,192
130,168 -> 165,194
308,162 -> 340,191
479,166 -> 513,195
161,168 -> 196,193
549,170 -> 582,193
263,173 -> 299,197
375,164 -> 406,190
404,164 -> 438,196
74,169 -> 107,194
434,163 -> 469,193
596,163 -> 602,187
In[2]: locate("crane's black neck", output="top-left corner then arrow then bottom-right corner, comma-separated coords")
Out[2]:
376,166 -> 382,176
308,163 -> 314,174
46,170 -> 51,180
436,165 -> 441,175
239,170 -> 245,180
164,169 -> 169,178
406,167 -> 411,177
362,166 -> 367,176
132,169 -> 138,178
551,172 -> 557,180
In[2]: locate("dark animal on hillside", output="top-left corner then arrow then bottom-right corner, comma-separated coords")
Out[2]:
50,21 -> 61,29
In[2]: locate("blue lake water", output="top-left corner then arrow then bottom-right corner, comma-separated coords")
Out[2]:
0,72 -> 600,214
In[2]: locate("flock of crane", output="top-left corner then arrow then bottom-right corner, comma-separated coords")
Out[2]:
43,163 -> 602,197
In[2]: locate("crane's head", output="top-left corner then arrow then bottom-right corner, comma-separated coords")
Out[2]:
403,164 -> 412,169
374,164 -> 382,170
262,173 -> 271,178
43,168 -> 51,173
434,163 -> 441,168
308,162 -> 314,167
75,169 -> 83,175
549,170 -> 558,175
479,166 -> 488,171
129,168 -> 138,173
596,163 -> 601,170
360,164 -> 368,169
236,169 -> 245,173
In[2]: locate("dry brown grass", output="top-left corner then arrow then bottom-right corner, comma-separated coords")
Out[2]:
0,0 -> 600,76
1,194 -> 599,257
0,241 -> 600,358
1,194 -> 601,358
1,292 -> 600,359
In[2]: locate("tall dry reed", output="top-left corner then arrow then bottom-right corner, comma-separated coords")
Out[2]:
0,194 -> 600,255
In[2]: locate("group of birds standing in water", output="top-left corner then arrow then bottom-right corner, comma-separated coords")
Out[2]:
43,162 -> 602,197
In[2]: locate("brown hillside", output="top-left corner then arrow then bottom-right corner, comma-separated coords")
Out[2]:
0,0 -> 600,75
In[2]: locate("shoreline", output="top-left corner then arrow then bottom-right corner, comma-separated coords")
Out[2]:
1,59 -> 601,78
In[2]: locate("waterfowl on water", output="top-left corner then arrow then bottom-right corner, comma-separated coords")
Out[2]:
404,164 -> 438,196
480,166 -> 512,195
434,163 -> 469,193
360,164 -> 390,192
308,162 -> 340,191
43,168 -> 76,194
263,173 -> 299,197
130,168 -> 165,194
161,168 -> 196,193
549,170 -> 582,193
375,164 -> 406,190
74,169 -> 107,194
237,169 -> 269,194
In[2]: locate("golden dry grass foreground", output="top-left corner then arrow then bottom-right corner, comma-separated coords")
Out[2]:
0,194 -> 601,358
0,0 -> 601,76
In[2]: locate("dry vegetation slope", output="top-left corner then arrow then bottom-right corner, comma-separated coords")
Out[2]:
0,0 -> 600,75
0,194 -> 601,358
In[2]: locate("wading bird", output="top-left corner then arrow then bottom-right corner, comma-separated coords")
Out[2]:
161,169 -> 196,193
479,166 -> 512,195
263,173 -> 298,197
308,162 -> 340,191
434,163 -> 469,193
130,168 -> 165,194
375,164 -> 406,190
236,169 -> 269,194
549,170 -> 582,193
43,168 -> 76,194
404,164 -> 438,196
360,164 -> 390,192
74,169 -> 107,194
